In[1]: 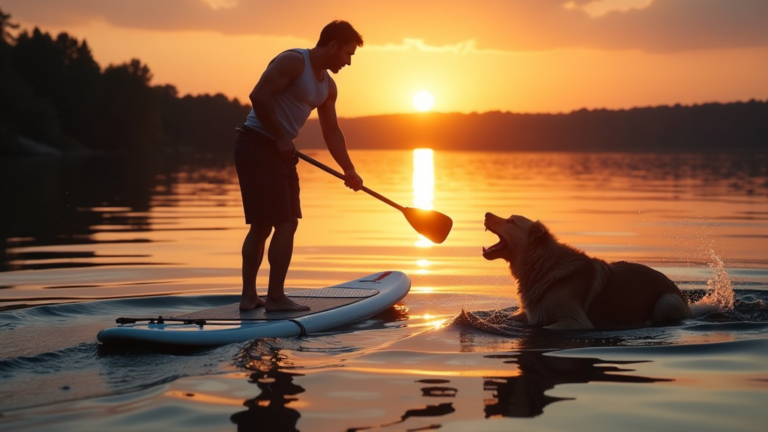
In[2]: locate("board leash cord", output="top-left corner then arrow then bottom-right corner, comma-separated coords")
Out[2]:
116,316 -> 207,326
114,316 -> 308,335
289,319 -> 308,337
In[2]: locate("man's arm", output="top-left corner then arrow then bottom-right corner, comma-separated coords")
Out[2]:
249,51 -> 303,158
317,78 -> 363,191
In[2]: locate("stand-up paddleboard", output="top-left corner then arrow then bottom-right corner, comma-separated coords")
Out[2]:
97,271 -> 410,347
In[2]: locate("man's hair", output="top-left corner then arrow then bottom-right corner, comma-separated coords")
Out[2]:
317,20 -> 363,48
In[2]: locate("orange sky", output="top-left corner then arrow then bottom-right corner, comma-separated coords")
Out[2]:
5,0 -> 768,117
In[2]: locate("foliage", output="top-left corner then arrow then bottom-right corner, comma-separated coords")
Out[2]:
10,28 -> 100,150
96,59 -> 166,152
155,85 -> 250,152
0,7 -> 250,155
0,8 -> 19,46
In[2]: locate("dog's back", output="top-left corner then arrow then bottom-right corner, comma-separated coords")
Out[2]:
586,261 -> 689,329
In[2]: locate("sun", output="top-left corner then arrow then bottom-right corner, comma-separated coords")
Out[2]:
412,90 -> 435,112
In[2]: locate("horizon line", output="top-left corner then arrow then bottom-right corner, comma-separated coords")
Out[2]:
317,97 -> 767,120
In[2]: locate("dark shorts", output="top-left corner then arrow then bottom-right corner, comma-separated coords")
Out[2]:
234,127 -> 301,226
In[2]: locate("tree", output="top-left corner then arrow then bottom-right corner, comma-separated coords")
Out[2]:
97,59 -> 167,152
0,10 -> 66,151
10,28 -> 99,150
155,86 -> 250,152
0,7 -> 19,46
57,35 -> 101,145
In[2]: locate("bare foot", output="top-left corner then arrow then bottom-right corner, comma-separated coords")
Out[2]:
239,293 -> 266,311
265,295 -> 310,312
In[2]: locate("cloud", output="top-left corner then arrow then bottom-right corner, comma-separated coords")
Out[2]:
368,39 -> 479,55
563,0 -> 656,17
200,0 -> 238,10
3,0 -> 767,52
365,38 -> 519,57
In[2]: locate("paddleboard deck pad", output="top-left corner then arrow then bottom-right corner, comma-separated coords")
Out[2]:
97,271 -> 410,347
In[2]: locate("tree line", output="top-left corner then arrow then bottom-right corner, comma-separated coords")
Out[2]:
0,8 -> 250,155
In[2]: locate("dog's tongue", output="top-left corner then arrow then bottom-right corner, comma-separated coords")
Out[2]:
482,231 -> 508,257
482,241 -> 504,256
483,227 -> 508,257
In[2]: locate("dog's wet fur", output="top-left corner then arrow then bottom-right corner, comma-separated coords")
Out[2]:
483,213 -> 690,330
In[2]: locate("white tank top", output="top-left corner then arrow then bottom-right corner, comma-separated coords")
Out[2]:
245,49 -> 329,141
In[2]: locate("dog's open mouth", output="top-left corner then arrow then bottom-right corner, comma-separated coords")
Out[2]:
482,225 -> 508,259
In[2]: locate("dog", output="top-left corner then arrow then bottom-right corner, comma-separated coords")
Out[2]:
483,212 -> 690,330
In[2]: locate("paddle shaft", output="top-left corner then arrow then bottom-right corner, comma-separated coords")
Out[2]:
296,151 -> 405,211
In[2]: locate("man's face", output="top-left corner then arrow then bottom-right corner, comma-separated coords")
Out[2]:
330,42 -> 357,74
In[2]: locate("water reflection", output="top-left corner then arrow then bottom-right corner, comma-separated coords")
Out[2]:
417,378 -> 458,398
3,152 -> 767,274
0,154 -> 238,273
380,402 -> 455,428
483,351 -> 670,418
412,149 -> 435,211
231,351 -> 305,432
413,148 -> 435,248
234,342 -> 671,429
2,151 -> 767,300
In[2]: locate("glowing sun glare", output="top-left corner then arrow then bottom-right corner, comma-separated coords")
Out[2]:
413,91 -> 435,112
413,148 -> 435,247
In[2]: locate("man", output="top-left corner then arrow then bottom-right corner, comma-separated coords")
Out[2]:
234,21 -> 364,311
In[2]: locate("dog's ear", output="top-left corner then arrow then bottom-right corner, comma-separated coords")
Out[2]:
528,221 -> 549,243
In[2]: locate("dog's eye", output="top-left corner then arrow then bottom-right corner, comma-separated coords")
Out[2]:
507,218 -> 516,225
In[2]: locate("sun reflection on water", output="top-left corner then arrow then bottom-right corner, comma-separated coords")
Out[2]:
412,149 -> 434,211
412,286 -> 435,294
413,148 -> 435,248
411,312 -> 450,330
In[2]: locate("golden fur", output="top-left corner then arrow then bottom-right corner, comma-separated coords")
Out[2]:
483,212 -> 690,330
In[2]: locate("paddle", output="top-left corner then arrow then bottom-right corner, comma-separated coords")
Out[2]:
296,151 -> 453,244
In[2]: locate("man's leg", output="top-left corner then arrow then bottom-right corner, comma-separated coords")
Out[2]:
240,223 -> 272,310
265,219 -> 309,311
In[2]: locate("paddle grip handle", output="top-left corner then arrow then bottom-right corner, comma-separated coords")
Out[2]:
296,151 -> 404,211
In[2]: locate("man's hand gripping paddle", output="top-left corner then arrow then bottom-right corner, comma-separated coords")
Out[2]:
296,151 -> 453,244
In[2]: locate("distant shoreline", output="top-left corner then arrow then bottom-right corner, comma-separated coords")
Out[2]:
296,100 -> 768,152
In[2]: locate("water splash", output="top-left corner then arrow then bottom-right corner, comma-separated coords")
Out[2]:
690,248 -> 734,316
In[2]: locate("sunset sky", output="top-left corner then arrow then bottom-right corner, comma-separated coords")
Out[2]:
4,0 -> 768,117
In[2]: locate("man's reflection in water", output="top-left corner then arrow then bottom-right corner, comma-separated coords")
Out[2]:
483,350 -> 671,418
231,351 -> 305,432
231,306 -> 411,431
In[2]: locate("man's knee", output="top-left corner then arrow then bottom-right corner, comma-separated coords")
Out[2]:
274,219 -> 298,234
248,223 -> 272,241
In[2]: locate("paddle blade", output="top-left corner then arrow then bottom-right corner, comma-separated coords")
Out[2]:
401,207 -> 453,244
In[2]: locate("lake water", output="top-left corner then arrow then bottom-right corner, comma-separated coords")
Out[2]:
1,150 -> 767,431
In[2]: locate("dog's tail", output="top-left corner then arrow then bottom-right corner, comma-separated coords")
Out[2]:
646,294 -> 691,326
